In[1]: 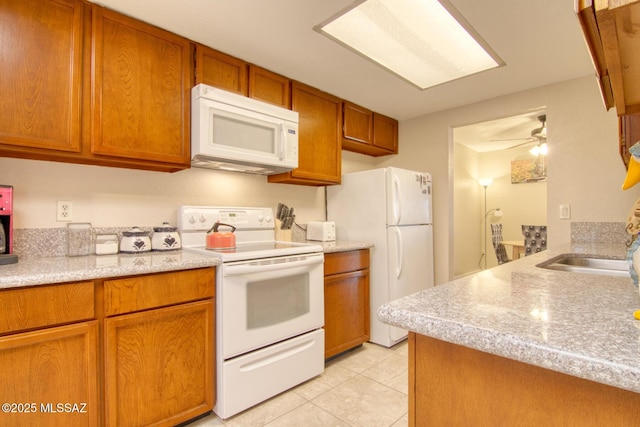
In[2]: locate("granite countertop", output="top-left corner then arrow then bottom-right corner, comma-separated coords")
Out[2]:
0,250 -> 221,290
378,242 -> 640,394
0,240 -> 372,290
305,240 -> 374,253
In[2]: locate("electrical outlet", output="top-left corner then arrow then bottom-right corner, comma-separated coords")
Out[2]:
57,201 -> 73,222
559,204 -> 571,220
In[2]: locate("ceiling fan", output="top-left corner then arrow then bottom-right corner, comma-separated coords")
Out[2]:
491,114 -> 547,150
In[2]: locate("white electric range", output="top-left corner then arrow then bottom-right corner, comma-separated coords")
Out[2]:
178,206 -> 325,419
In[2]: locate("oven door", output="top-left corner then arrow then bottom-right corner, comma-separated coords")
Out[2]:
219,252 -> 324,359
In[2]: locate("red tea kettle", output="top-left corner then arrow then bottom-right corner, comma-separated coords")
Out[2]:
206,222 -> 236,249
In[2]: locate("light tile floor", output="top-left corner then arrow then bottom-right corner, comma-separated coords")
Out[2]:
187,340 -> 408,427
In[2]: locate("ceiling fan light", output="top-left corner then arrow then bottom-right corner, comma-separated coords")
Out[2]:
529,145 -> 540,156
540,142 -> 548,155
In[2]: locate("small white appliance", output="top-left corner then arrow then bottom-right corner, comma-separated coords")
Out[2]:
191,84 -> 299,175
178,206 -> 324,419
327,167 -> 434,347
306,221 -> 336,242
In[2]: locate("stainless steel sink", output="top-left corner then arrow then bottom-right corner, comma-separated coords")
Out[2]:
536,254 -> 630,277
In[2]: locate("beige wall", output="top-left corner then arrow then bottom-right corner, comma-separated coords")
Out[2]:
0,143 -> 378,230
452,143 -> 481,277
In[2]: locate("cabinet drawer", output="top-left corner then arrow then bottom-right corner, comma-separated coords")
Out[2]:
104,268 -> 215,316
0,282 -> 95,335
324,249 -> 370,276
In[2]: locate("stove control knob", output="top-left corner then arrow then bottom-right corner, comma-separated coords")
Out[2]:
265,216 -> 272,223
257,214 -> 264,222
188,216 -> 196,224
199,214 -> 206,224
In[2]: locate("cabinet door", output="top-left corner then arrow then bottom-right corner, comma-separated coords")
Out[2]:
104,300 -> 214,427
343,102 -> 373,144
324,269 -> 370,359
249,65 -> 291,108
373,113 -> 398,154
0,321 -> 99,427
269,81 -> 342,185
0,0 -> 83,153
196,45 -> 248,95
91,6 -> 192,166
620,113 -> 640,169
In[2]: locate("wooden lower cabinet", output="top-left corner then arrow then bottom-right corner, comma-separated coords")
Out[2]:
409,333 -> 640,426
103,268 -> 215,427
0,321 -> 99,427
0,267 -> 215,427
0,280 -> 98,426
104,300 -> 214,427
323,249 -> 370,359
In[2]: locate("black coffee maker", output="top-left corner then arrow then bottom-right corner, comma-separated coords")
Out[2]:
0,185 -> 18,265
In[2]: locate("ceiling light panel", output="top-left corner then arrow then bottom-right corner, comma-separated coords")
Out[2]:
318,0 -> 503,90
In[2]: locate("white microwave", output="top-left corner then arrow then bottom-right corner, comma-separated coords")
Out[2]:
191,84 -> 299,175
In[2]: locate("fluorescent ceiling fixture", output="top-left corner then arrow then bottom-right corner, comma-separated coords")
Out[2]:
318,0 -> 503,90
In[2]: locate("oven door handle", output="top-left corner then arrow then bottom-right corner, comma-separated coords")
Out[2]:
223,254 -> 323,275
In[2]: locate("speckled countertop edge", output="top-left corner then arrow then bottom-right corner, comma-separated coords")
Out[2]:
307,240 -> 374,253
0,240 -> 372,290
378,242 -> 640,394
0,251 -> 221,289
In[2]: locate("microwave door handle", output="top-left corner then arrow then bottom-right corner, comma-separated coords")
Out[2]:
279,123 -> 285,160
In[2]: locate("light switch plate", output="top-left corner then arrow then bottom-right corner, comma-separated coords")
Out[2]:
559,204 -> 571,220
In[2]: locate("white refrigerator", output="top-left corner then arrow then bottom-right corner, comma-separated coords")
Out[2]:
327,167 -> 434,347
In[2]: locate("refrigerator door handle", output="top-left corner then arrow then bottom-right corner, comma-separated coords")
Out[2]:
392,174 -> 402,225
393,227 -> 403,278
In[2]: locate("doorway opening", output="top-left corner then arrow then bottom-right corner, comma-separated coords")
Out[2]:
452,111 -> 548,277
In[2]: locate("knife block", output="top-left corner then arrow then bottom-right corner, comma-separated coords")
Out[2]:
275,220 -> 292,242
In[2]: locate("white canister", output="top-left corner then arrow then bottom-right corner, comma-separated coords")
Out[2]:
152,222 -> 182,251
120,227 -> 151,253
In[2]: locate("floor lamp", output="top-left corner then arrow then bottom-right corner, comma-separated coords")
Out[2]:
478,178 -> 493,269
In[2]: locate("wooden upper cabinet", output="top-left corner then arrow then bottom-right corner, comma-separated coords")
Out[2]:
91,6 -> 192,167
249,65 -> 291,108
269,81 -> 342,186
196,44 -> 248,95
343,102 -> 374,145
577,0 -> 640,115
373,113 -> 399,154
0,0 -> 83,153
620,113 -> 640,168
342,101 -> 398,156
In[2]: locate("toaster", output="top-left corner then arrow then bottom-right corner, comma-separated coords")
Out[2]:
306,221 -> 336,242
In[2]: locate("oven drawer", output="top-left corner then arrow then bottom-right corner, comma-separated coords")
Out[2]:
216,328 -> 324,419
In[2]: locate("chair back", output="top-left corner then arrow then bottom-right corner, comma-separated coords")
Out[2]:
490,224 -> 511,265
521,225 -> 547,256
